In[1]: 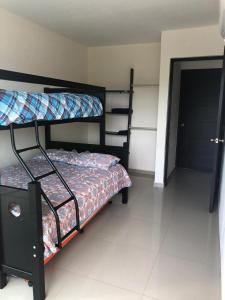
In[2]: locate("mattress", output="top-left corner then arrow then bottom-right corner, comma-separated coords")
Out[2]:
0,91 -> 103,126
0,158 -> 131,258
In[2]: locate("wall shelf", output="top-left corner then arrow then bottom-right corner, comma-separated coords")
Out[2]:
106,112 -> 129,116
105,130 -> 128,136
131,127 -> 157,131
106,90 -> 131,93
106,108 -> 131,115
133,84 -> 159,87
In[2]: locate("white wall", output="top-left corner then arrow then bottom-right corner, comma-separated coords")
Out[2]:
0,7 -> 87,81
0,7 -> 88,168
88,43 -> 160,88
220,0 -> 225,39
88,43 -> 161,172
155,25 -> 224,185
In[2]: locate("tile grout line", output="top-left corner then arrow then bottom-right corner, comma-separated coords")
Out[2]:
53,262 -> 145,296
50,266 -> 143,297
141,206 -> 175,297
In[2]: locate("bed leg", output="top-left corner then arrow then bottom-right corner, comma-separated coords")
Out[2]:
29,182 -> 46,300
0,272 -> 7,289
122,188 -> 128,204
32,264 -> 45,300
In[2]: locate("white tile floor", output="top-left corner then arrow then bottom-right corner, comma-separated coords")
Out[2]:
0,169 -> 221,300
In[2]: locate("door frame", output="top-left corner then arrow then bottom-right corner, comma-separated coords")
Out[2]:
164,55 -> 224,186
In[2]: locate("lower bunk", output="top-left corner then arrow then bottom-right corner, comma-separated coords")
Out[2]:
0,147 -> 131,300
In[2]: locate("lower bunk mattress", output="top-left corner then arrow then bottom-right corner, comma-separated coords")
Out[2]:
0,158 -> 131,258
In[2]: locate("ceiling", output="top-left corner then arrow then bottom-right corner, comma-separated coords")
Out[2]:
0,0 -> 219,46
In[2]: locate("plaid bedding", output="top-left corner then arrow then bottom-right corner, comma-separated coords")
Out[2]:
0,90 -> 103,126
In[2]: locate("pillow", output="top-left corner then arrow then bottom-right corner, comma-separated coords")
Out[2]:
73,152 -> 120,170
33,149 -> 79,164
33,149 -> 120,170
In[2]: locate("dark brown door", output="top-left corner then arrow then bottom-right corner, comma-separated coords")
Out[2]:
177,69 -> 221,173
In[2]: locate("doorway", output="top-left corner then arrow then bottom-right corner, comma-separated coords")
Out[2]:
164,56 -> 224,212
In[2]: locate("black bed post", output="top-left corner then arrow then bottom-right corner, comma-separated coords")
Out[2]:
100,116 -> 105,145
45,124 -> 51,149
0,269 -> 7,289
0,216 -> 7,289
122,188 -> 128,204
0,181 -> 45,300
121,141 -> 129,204
100,90 -> 106,145
29,182 -> 45,300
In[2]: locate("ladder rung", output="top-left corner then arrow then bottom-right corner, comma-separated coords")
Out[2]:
55,196 -> 75,211
35,170 -> 56,181
17,145 -> 39,153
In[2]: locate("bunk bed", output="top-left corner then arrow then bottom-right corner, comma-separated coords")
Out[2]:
0,69 -> 131,300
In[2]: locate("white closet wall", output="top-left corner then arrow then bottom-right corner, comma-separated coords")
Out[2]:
130,86 -> 158,172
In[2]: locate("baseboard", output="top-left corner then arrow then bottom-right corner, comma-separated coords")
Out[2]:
129,169 -> 164,187
153,182 -> 165,188
129,168 -> 155,178
165,168 -> 176,186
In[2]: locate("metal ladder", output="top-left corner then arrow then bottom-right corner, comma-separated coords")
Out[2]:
9,121 -> 80,248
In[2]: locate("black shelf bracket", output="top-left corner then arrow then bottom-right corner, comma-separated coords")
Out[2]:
105,69 -> 134,168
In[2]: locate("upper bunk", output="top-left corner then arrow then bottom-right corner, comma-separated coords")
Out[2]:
0,68 -> 105,129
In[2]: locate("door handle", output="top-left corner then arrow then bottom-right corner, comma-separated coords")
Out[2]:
210,138 -> 224,144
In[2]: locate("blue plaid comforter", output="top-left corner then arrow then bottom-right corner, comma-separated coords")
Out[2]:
0,90 -> 103,126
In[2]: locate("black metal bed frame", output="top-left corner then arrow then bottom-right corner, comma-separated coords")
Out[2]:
10,121 -> 80,248
0,69 -> 129,300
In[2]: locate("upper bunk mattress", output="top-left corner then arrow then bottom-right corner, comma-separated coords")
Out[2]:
0,90 -> 103,126
0,158 -> 131,258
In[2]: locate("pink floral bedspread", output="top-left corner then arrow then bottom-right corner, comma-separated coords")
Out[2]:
0,159 -> 131,258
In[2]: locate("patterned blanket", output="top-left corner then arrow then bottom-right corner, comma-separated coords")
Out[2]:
0,158 -> 131,258
0,90 -> 103,126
